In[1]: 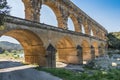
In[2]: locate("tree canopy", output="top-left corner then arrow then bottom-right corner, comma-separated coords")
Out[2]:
0,0 -> 10,15
107,32 -> 120,50
0,0 -> 10,26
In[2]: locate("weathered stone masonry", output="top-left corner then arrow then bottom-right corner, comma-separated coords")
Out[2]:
22,0 -> 107,40
0,0 -> 108,67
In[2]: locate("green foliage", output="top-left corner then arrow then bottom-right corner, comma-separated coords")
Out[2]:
0,50 -> 24,60
36,68 -> 83,80
107,32 -> 120,50
0,0 -> 10,26
0,0 -> 10,14
36,67 -> 120,80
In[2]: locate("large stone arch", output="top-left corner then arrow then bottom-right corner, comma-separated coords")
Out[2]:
92,41 -> 99,57
43,1 -> 62,18
69,14 -> 81,32
56,36 -> 78,64
81,40 -> 91,61
1,29 -> 46,66
43,1 -> 69,29
40,2 -> 62,28
40,4 -> 57,26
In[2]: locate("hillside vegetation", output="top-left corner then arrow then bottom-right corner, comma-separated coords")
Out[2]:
0,41 -> 22,51
107,32 -> 120,50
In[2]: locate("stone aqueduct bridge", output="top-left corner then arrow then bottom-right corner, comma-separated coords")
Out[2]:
0,0 -> 107,67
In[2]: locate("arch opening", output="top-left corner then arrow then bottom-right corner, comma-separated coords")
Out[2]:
40,5 -> 57,27
68,15 -> 81,32
91,29 -> 94,36
91,26 -> 97,37
7,0 -> 25,18
81,24 -> 85,34
0,29 -> 46,66
67,17 -> 75,31
0,36 -> 24,62
56,37 -> 78,66
42,2 -> 65,28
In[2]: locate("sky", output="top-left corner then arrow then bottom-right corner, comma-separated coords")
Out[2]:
71,0 -> 120,32
0,0 -> 120,44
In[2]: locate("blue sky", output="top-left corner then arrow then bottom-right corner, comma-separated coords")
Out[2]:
71,0 -> 120,32
0,0 -> 120,44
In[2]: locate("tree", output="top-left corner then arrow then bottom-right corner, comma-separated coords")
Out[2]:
0,0 -> 10,26
0,0 -> 10,14
0,47 -> 4,54
107,32 -> 120,50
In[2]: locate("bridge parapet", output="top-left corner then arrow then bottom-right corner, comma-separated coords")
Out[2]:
3,15 -> 106,42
